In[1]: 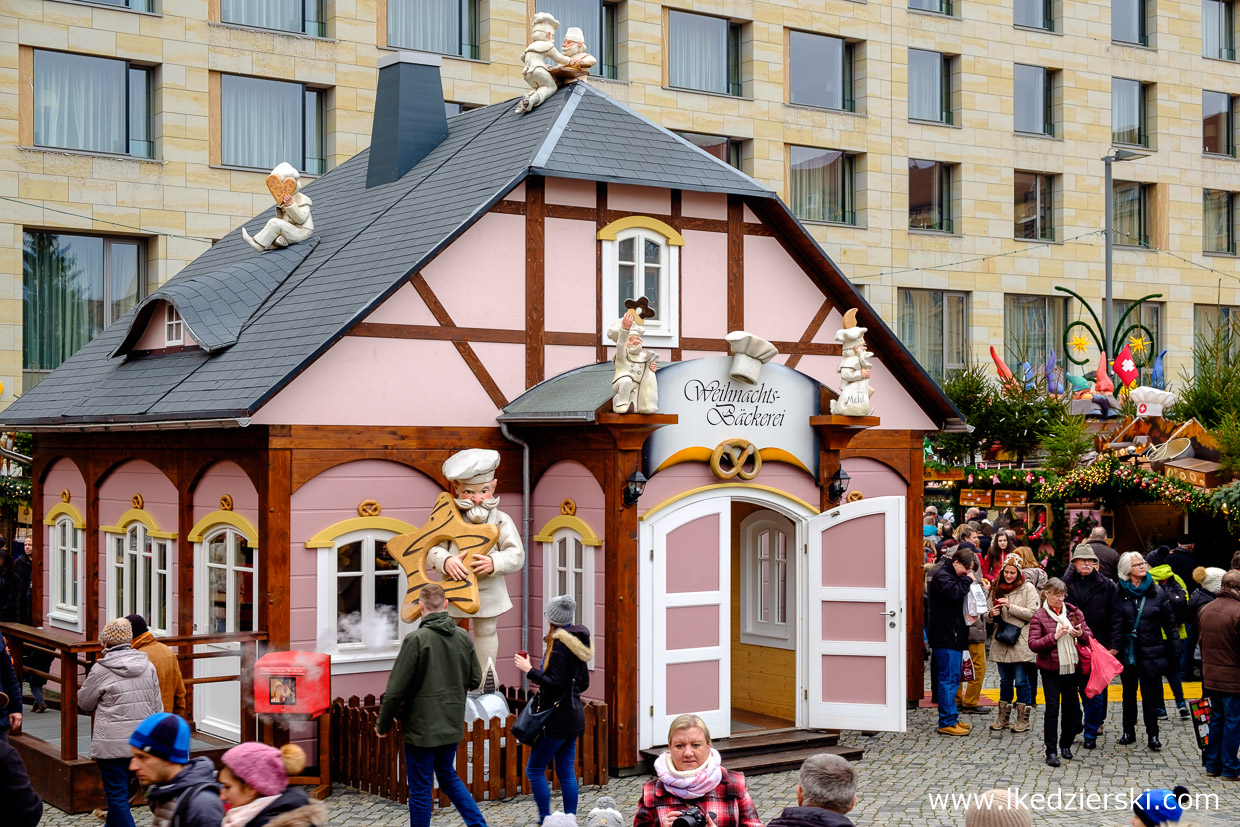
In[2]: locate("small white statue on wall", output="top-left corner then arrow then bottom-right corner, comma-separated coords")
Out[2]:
830,308 -> 875,417
607,299 -> 658,414
243,162 -> 314,252
515,12 -> 573,114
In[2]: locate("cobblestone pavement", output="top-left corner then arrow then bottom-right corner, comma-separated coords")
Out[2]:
37,669 -> 1240,826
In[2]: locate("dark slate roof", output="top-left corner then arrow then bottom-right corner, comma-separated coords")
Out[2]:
498,363 -> 615,423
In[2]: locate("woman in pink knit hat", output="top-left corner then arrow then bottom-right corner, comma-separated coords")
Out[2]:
217,742 -> 326,827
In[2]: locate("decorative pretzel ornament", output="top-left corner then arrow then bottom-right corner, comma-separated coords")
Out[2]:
561,499 -> 577,516
357,499 -> 382,517
131,493 -> 144,509
60,489 -> 71,503
710,439 -> 761,481
846,490 -> 865,503
219,494 -> 234,511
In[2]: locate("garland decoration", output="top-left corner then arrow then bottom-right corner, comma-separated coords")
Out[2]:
0,475 -> 31,509
1036,455 -> 1215,513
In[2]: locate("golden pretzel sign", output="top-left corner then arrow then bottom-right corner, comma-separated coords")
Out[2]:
386,492 -> 499,623
710,438 -> 761,481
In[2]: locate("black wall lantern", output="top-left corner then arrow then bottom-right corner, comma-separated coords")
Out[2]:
828,467 -> 851,503
623,470 -> 648,507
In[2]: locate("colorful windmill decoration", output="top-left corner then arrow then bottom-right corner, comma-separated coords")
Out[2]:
1056,286 -> 1161,382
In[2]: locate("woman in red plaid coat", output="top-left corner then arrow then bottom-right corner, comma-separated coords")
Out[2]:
633,714 -> 763,827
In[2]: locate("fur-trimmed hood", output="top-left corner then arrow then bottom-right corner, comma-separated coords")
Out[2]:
552,625 -> 594,662
263,801 -> 327,827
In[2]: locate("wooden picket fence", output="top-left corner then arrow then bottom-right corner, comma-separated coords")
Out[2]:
329,687 -> 609,806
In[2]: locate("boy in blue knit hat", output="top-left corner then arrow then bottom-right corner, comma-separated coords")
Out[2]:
1131,786 -> 1190,826
128,713 -> 222,827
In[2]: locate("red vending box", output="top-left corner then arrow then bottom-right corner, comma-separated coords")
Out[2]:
253,651 -> 331,717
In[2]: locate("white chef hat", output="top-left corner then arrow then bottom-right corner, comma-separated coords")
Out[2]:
725,331 -> 779,384
564,26 -> 585,42
532,12 -> 560,35
443,449 -> 501,485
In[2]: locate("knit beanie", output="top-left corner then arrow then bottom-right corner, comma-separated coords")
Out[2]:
584,796 -> 623,827
125,614 -> 149,637
1194,566 -> 1226,594
543,814 -> 579,827
129,712 -> 191,764
221,743 -> 307,797
100,617 -> 133,649
964,789 -> 1033,827
545,594 -> 576,627
1133,787 -> 1189,826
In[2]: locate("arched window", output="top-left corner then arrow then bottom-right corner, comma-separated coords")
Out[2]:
599,216 -> 683,347
49,515 -> 84,631
739,511 -> 796,650
107,520 -> 174,635
539,523 -> 598,669
200,527 -> 258,634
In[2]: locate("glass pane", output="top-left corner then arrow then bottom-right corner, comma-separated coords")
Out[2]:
1014,171 -> 1039,239
1114,0 -> 1143,43
375,573 -> 399,642
109,241 -> 141,324
209,566 -> 228,633
1004,294 -> 1064,367
574,570 -> 583,617
127,68 -> 151,157
777,560 -> 787,624
388,0 -> 465,55
558,568 -> 567,596
22,232 -> 108,372
71,550 -> 79,607
1015,0 -> 1048,28
538,0 -> 605,76
677,132 -> 731,162
557,538 -> 567,570
945,293 -> 968,370
789,146 -> 850,223
1014,65 -> 1047,133
668,10 -> 729,94
898,288 -> 946,377
337,540 -> 362,573
1113,181 -> 1144,246
643,261 -> 660,305
618,263 -> 635,315
1204,91 -> 1230,154
758,557 -> 770,622
643,238 -> 661,265
1112,78 -> 1142,145
1204,190 -> 1233,253
220,75 -> 303,170
154,571 -> 166,630
235,536 -> 255,568
236,567 -> 255,631
909,159 -> 947,230
221,0 -> 303,33
33,51 -> 127,154
336,573 -> 362,643
789,31 -> 845,109
908,49 -> 945,122
208,534 -> 227,565
374,540 -> 395,572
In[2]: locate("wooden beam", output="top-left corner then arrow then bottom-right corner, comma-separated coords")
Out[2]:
526,176 -> 546,388
784,299 -> 835,370
727,196 -> 744,332
595,181 -> 607,363
348,323 -> 594,347
85,452 -> 100,642
409,273 -> 509,409
680,337 -> 842,356
906,431 -> 927,704
671,191 -> 683,362
260,447 -> 292,649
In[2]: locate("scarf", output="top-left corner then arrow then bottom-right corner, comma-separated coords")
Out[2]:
653,748 -> 723,800
1044,601 -> 1079,675
221,795 -> 280,827
995,567 -> 1025,595
1120,572 -> 1153,596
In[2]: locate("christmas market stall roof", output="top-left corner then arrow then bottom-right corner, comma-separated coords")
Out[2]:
2,78 -> 963,432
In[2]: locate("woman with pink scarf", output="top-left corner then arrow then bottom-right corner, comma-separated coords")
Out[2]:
634,714 -> 763,827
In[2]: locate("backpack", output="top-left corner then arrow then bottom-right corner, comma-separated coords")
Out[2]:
170,782 -> 219,827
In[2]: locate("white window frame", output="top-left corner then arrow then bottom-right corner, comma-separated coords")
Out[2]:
48,516 -> 84,632
195,526 -> 259,635
164,304 -> 184,346
315,528 -> 414,673
106,523 -> 174,636
739,511 -> 796,650
601,227 -> 680,348
541,527 -> 596,670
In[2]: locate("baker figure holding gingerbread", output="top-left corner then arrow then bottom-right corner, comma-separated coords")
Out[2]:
243,162 -> 314,252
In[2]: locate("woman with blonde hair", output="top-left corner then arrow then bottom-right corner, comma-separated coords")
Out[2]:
633,715 -> 762,827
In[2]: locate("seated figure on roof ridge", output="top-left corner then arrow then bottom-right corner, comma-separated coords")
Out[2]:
243,162 -> 314,252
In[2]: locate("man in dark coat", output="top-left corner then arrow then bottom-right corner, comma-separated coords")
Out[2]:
376,583 -> 486,827
0,735 -> 41,827
1167,535 -> 1199,595
1085,527 -> 1120,580
928,547 -> 976,736
1064,545 -> 1123,749
1116,552 -> 1181,750
1199,570 -> 1240,779
767,754 -> 858,827
0,631 -> 22,742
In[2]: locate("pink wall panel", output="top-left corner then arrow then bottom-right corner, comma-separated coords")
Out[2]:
505,182 -> 526,202
742,235 -> 827,345
666,661 -> 719,715
546,177 -> 596,208
666,606 -> 719,649
191,461 -> 259,528
469,342 -> 528,406
665,516 -> 720,594
821,654 -> 886,704
421,212 -> 526,329
42,458 -> 87,634
681,191 -> 726,220
841,458 -> 908,500
544,218 -> 599,334
821,601 -> 887,643
134,303 -> 199,351
743,206 -> 758,223
363,283 -> 440,325
680,230 -> 728,340
820,513 -> 886,588
545,345 -> 598,380
608,184 -> 670,215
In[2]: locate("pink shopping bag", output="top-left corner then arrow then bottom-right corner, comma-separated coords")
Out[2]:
1084,636 -> 1123,698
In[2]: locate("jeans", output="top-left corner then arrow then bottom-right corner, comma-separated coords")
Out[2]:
1040,669 -> 1082,752
1082,688 -> 1109,737
403,743 -> 487,827
1163,670 -> 1185,710
526,735 -> 578,823
1121,668 -> 1162,737
956,642 -> 987,707
1204,692 -> 1240,778
28,679 -> 44,707
933,648 -> 963,727
997,662 -> 1033,706
97,757 -> 136,827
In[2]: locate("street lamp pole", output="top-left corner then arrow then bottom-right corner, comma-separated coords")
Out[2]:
1101,148 -> 1143,362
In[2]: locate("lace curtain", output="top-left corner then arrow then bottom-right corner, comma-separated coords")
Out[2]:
908,50 -> 943,121
389,0 -> 461,54
668,10 -> 728,94
221,75 -> 302,170
898,290 -> 946,378
221,0 -> 303,32
33,51 -> 126,154
789,147 -> 849,223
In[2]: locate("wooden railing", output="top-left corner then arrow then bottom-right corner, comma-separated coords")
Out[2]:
330,688 -> 609,806
1,623 -> 267,760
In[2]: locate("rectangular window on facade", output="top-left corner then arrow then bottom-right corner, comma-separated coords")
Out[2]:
33,50 -> 152,158
1113,181 -> 1150,247
789,146 -> 855,225
1114,0 -> 1148,45
1115,299 -> 1162,355
1112,78 -> 1149,147
1004,294 -> 1068,369
1014,171 -> 1054,241
909,159 -> 954,232
908,49 -> 953,124
22,231 -> 144,389
676,132 -> 744,169
221,0 -> 324,36
1205,189 -> 1238,254
1196,304 -> 1240,368
1014,64 -> 1054,135
387,0 -> 478,58
897,289 -> 969,378
91,0 -> 152,9
220,75 -> 324,174
1015,0 -> 1054,30
1204,91 -> 1238,155
444,101 -> 481,117
788,31 -> 854,112
537,0 -> 618,78
1205,0 -> 1237,59
910,0 -> 953,15
667,10 -> 742,96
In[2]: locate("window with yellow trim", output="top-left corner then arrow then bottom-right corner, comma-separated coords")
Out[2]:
601,222 -> 680,347
199,527 -> 258,634
107,522 -> 173,635
541,527 -> 596,669
49,516 -> 84,631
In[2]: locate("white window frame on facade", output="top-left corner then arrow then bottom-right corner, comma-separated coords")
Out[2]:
195,526 -> 259,635
106,522 -> 174,636
739,511 -> 796,650
541,526 -> 597,670
164,304 -> 184,346
48,515 -> 84,632
600,219 -> 682,348
315,528 -> 414,673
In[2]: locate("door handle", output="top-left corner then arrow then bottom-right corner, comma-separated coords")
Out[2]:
880,610 -> 896,617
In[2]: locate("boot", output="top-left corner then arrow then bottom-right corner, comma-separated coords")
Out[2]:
1010,703 -> 1031,733
989,701 -> 1012,731
1045,750 -> 1061,767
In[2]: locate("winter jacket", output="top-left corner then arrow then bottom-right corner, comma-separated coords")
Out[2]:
1064,567 -> 1125,650
527,625 -> 593,739
0,631 -> 22,730
965,570 -> 987,645
245,787 -> 327,827
1022,566 -> 1048,591
133,631 -> 187,718
1086,539 -> 1120,580
1150,565 -> 1192,634
1166,547 -> 1200,595
0,736 -> 42,827
78,645 -> 163,759
634,768 -> 762,827
0,564 -> 24,624
1190,586 -> 1219,622
145,756 -> 224,827
768,806 -> 855,827
376,611 -> 482,748
926,561 -> 972,650
1028,602 -> 1093,673
987,580 -> 1039,663
1199,590 -> 1240,694
1116,575 -> 1182,678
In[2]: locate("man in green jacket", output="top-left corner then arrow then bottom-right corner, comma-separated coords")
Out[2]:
376,583 -> 487,827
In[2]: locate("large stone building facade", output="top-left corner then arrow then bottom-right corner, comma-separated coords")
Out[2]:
3,0 -> 1240,403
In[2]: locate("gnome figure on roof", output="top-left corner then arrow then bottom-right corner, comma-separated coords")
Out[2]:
428,449 -> 526,684
830,308 -> 875,416
607,299 -> 659,414
242,162 -> 313,252
515,12 -> 574,114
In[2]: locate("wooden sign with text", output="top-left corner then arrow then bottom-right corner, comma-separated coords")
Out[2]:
925,467 -> 966,481
993,489 -> 1028,508
959,489 -> 993,507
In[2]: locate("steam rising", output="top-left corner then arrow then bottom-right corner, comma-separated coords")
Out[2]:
327,605 -> 400,651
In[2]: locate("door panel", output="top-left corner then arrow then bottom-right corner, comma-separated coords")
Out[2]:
194,528 -> 256,742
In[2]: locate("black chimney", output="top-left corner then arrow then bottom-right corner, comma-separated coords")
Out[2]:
365,51 -> 449,189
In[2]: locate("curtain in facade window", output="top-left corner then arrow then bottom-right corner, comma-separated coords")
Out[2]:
1112,79 -> 1141,144
221,0 -> 302,32
897,289 -> 945,378
1004,295 -> 1062,368
1113,0 -> 1142,43
908,50 -> 943,121
33,51 -> 126,154
789,31 -> 844,109
221,75 -> 302,170
1205,0 -> 1223,57
1113,182 -> 1143,245
1014,65 -> 1046,133
539,0 -> 602,75
388,0 -> 460,54
909,159 -> 947,230
22,233 -> 104,372
1015,0 -> 1047,27
789,147 -> 849,223
668,11 -> 728,94
1204,190 -> 1232,252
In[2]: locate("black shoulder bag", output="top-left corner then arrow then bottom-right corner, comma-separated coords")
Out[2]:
1120,594 -> 1146,668
512,678 -> 574,746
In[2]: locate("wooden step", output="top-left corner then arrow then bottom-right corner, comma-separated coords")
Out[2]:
725,744 -> 865,776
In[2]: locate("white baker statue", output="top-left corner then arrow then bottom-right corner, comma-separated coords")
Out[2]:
607,302 -> 658,414
515,12 -> 573,114
428,449 -> 525,682
242,162 -> 314,252
561,26 -> 598,73
829,308 -> 875,416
